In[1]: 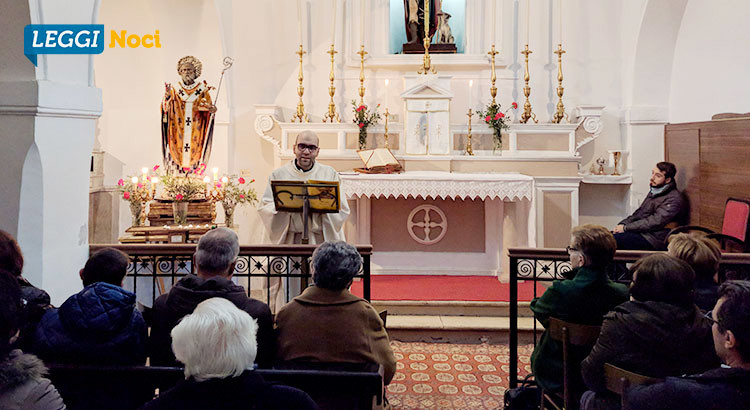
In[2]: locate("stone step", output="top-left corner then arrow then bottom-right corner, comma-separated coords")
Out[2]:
386,315 -> 540,345
372,300 -> 535,317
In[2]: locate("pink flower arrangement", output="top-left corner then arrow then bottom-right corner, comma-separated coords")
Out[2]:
175,194 -> 184,201
117,179 -> 124,186
238,177 -> 246,184
123,192 -> 130,200
477,102 -> 514,152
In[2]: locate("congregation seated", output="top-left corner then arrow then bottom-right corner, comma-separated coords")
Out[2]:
141,297 -> 317,410
530,224 -> 629,402
625,280 -> 750,410
148,227 -> 275,368
613,162 -> 687,251
581,254 -> 719,409
274,241 -> 397,385
31,248 -> 147,366
0,230 -> 52,350
0,269 -> 65,410
667,233 -> 721,311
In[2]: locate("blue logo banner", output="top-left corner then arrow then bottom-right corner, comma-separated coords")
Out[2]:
24,24 -> 105,66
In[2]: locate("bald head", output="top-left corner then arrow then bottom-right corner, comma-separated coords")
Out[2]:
293,131 -> 320,171
194,228 -> 239,277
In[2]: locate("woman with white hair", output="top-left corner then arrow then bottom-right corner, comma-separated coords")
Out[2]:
140,298 -> 316,410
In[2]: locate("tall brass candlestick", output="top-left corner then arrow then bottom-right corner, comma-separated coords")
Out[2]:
466,108 -> 474,156
292,44 -> 309,122
488,45 -> 499,103
552,43 -> 568,123
520,43 -> 538,124
418,0 -> 436,74
323,44 -> 341,123
383,108 -> 390,148
357,45 -> 367,105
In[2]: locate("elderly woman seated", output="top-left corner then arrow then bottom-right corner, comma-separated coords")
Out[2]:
141,298 -> 316,410
274,241 -> 397,385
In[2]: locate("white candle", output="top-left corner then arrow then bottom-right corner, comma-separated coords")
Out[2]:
331,0 -> 337,46
559,0 -> 562,44
212,167 -> 219,182
526,0 -> 531,45
491,0 -> 497,45
297,0 -> 303,45
384,78 -> 389,106
359,0 -> 365,46
141,167 -> 148,182
469,80 -> 473,108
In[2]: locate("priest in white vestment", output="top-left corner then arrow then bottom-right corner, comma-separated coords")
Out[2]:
257,131 -> 350,309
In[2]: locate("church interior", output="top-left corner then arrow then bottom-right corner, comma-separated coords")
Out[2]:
1,0 -> 750,409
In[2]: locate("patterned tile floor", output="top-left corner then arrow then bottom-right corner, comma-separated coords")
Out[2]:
387,341 -> 534,409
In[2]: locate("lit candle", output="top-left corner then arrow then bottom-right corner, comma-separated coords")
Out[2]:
212,167 -> 219,182
491,0 -> 497,45
526,0 -> 531,45
359,0 -> 365,46
559,0 -> 562,44
152,176 -> 159,185
221,176 -> 229,184
331,0 -> 337,47
297,0 -> 303,45
469,80 -> 473,108
141,167 -> 148,182
131,176 -> 138,184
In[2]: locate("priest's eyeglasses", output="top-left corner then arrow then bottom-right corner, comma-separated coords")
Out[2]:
704,310 -> 721,327
296,143 -> 319,152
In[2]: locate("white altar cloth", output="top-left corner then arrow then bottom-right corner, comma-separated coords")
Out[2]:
340,171 -> 533,201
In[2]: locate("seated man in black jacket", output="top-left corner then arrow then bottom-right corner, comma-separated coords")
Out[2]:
148,227 -> 275,368
625,280 -> 750,410
613,162 -> 686,250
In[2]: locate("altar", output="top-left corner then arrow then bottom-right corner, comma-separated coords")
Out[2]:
341,171 -> 534,278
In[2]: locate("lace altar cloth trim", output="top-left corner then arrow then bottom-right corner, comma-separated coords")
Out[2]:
340,172 -> 533,201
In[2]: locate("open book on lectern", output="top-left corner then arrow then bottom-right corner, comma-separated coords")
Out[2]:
270,180 -> 340,213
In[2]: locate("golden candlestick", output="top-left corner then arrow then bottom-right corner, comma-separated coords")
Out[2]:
357,45 -> 367,105
204,183 -> 226,225
323,44 -> 341,123
418,0 -> 436,74
133,185 -> 155,226
520,44 -> 538,124
292,44 -> 309,123
552,43 -> 569,124
488,45 -> 499,103
466,108 -> 475,156
383,108 -> 390,149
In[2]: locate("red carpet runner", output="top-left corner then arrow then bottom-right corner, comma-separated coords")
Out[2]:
350,275 -> 546,302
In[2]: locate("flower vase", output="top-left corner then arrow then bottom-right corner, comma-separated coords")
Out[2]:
358,129 -> 367,150
224,205 -> 235,228
493,130 -> 503,155
172,201 -> 188,225
129,201 -> 143,227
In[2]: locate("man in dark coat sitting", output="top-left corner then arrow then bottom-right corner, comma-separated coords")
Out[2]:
625,280 -> 750,410
31,247 -> 147,365
613,161 -> 686,250
148,227 -> 275,368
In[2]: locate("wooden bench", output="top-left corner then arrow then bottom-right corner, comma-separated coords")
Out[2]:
47,362 -> 384,410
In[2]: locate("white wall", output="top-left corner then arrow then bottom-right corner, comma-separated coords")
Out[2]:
669,0 -> 750,122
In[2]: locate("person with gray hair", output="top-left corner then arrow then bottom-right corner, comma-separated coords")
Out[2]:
274,241 -> 397,385
141,298 -> 317,410
148,228 -> 274,368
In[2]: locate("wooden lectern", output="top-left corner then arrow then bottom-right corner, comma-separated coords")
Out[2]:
270,180 -> 341,244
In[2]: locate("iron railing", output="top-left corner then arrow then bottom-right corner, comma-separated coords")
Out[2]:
507,247 -> 750,388
89,244 -> 373,307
